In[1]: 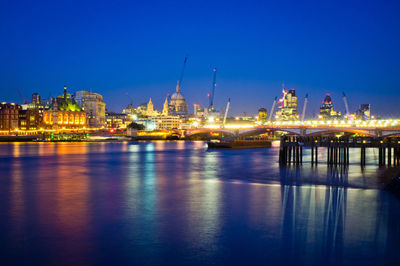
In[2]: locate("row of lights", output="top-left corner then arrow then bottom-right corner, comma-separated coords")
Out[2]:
267,119 -> 400,128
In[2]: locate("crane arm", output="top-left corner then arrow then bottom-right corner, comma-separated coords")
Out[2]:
223,98 -> 230,127
301,94 -> 308,121
15,88 -> 27,104
342,92 -> 350,116
268,97 -> 277,121
179,56 -> 188,88
209,68 -> 217,108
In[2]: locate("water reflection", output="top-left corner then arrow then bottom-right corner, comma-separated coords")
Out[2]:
0,142 -> 399,265
10,154 -> 25,241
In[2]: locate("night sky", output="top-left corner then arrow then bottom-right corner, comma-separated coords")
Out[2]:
1,0 -> 399,117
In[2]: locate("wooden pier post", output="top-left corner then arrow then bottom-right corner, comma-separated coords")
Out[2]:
360,147 -> 366,166
326,142 -> 329,165
299,144 -> 303,164
383,147 -> 386,166
334,140 -> 338,165
311,143 -> 314,164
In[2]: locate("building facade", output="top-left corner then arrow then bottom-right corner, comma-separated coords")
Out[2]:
156,115 -> 181,130
42,86 -> 87,129
19,109 -> 42,130
32,93 -> 41,105
258,108 -> 267,122
19,93 -> 49,130
276,89 -> 298,121
356,104 -> 371,120
105,112 -> 129,128
169,81 -> 188,116
74,91 -> 106,128
319,94 -> 341,120
0,103 -> 20,131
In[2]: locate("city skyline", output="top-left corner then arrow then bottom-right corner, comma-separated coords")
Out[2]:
1,1 -> 400,265
0,84 -> 386,119
1,0 -> 400,116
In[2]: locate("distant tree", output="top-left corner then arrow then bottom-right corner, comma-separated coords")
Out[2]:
127,122 -> 145,131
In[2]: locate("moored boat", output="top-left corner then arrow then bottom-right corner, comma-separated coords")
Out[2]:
207,139 -> 272,149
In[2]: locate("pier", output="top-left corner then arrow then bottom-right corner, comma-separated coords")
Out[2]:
279,136 -> 400,167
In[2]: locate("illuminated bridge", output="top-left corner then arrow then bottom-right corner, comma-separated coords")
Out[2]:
185,119 -> 400,138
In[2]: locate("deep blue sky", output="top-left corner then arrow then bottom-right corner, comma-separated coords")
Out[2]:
1,0 -> 399,117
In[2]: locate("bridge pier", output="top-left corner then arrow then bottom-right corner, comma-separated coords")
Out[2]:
279,136 -> 400,167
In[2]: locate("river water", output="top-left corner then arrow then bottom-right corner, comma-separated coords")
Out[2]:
0,141 -> 399,265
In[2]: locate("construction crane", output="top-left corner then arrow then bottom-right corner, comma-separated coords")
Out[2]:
342,92 -> 350,117
268,97 -> 277,121
179,56 -> 188,89
208,68 -> 217,110
301,94 -> 308,121
223,98 -> 230,127
15,88 -> 27,104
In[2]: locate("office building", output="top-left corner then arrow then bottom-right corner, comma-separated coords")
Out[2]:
74,91 -> 106,127
276,88 -> 298,120
319,94 -> 341,120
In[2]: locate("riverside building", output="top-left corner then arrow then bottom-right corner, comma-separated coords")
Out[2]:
74,91 -> 106,128
169,81 -> 188,116
42,86 -> 86,129
0,102 -> 20,131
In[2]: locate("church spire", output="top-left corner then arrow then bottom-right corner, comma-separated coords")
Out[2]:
162,97 -> 169,116
176,80 -> 180,93
146,97 -> 154,116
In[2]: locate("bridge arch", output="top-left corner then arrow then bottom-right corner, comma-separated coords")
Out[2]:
237,127 -> 300,137
304,129 -> 374,137
380,132 -> 400,138
185,129 -> 236,137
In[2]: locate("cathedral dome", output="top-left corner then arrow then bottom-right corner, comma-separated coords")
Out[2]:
171,91 -> 185,101
169,81 -> 188,115
170,81 -> 186,103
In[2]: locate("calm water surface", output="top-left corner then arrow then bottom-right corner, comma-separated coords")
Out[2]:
0,141 -> 399,265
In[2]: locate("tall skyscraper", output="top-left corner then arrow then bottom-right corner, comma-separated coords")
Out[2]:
356,104 -> 371,120
258,108 -> 267,122
319,93 -> 341,120
32,93 -> 41,105
276,89 -> 298,121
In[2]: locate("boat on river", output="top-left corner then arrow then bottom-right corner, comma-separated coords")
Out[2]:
207,139 -> 272,149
